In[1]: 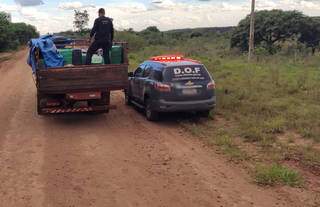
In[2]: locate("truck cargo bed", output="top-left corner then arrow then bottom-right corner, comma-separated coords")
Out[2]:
34,40 -> 128,115
37,64 -> 128,93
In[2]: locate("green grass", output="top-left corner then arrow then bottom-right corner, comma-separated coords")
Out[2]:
213,133 -> 248,161
301,148 -> 320,173
128,32 -> 320,186
255,164 -> 303,187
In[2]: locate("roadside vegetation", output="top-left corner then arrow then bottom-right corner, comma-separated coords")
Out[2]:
0,12 -> 39,52
255,164 -> 303,187
110,10 -> 320,188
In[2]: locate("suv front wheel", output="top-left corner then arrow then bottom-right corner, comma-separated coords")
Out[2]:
145,98 -> 159,121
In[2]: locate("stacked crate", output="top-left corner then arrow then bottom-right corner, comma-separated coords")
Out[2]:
57,48 -> 73,65
58,45 -> 123,65
110,46 -> 123,64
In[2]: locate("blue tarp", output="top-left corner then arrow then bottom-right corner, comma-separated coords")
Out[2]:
27,35 -> 64,73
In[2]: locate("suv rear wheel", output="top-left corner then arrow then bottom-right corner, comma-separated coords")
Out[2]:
145,98 -> 159,121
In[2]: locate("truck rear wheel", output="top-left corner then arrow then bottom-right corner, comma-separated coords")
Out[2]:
89,92 -> 110,113
125,90 -> 132,106
145,99 -> 159,121
37,92 -> 46,115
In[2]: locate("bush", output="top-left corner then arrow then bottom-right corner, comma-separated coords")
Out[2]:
0,12 -> 39,52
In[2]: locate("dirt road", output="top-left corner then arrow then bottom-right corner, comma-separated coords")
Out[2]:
0,51 -> 313,207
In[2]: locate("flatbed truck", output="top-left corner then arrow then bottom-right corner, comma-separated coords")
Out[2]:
35,40 -> 128,115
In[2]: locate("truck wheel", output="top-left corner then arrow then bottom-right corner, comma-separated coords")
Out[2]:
125,91 -> 132,106
89,92 -> 110,113
37,93 -> 45,115
145,99 -> 159,121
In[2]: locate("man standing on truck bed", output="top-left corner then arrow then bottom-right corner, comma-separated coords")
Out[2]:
85,8 -> 114,65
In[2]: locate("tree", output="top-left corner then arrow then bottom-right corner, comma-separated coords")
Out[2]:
0,12 -> 10,23
190,32 -> 202,38
298,17 -> 320,55
139,26 -> 165,45
11,23 -> 39,44
231,10 -> 306,54
141,26 -> 160,34
0,11 -> 38,51
73,10 -> 89,33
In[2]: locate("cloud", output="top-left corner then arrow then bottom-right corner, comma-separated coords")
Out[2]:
19,7 -> 48,21
0,4 -> 19,12
14,0 -> 43,7
3,0 -> 320,34
58,1 -> 95,10
255,0 -> 320,10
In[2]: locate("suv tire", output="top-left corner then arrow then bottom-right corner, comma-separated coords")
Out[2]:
145,98 -> 159,121
198,110 -> 211,118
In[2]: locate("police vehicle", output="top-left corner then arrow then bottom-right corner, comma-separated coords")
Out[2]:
125,55 -> 216,121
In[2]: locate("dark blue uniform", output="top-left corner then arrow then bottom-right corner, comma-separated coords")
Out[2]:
86,16 -> 114,65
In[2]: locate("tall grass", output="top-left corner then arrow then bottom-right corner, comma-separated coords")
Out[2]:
129,33 -> 320,144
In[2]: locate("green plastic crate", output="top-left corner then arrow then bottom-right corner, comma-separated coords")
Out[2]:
82,54 -> 86,64
58,48 -> 73,65
110,46 -> 123,64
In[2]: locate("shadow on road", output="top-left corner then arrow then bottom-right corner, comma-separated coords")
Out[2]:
40,113 -> 108,127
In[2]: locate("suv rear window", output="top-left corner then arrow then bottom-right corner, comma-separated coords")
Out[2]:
163,65 -> 210,82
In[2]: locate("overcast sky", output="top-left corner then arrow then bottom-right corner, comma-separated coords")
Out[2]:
0,0 -> 320,34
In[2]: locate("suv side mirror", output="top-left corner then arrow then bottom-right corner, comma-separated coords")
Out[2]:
128,72 -> 134,77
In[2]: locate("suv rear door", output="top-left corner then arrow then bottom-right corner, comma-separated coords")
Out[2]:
132,65 -> 144,99
138,64 -> 152,102
161,65 -> 214,101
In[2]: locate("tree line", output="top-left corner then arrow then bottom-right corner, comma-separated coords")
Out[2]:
0,12 -> 39,52
63,9 -> 319,56
231,10 -> 320,55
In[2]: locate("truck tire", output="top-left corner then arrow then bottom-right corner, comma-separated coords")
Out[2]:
125,90 -> 132,106
37,92 -> 45,115
89,92 -> 110,113
145,98 -> 159,121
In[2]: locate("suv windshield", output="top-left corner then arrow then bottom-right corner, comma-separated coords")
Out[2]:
163,65 -> 210,82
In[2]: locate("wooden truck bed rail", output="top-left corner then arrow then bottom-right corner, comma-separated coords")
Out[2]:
37,64 -> 128,93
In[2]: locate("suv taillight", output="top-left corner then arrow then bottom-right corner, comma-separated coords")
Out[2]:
154,82 -> 171,92
207,81 -> 215,90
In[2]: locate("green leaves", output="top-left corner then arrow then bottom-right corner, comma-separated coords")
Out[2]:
73,10 -> 89,33
0,12 -> 39,52
231,10 -> 319,55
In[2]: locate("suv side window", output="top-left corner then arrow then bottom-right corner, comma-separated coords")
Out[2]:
151,70 -> 163,82
134,66 -> 144,77
143,65 -> 152,78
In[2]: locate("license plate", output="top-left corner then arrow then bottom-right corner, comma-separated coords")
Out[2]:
182,89 -> 197,95
66,92 -> 101,100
